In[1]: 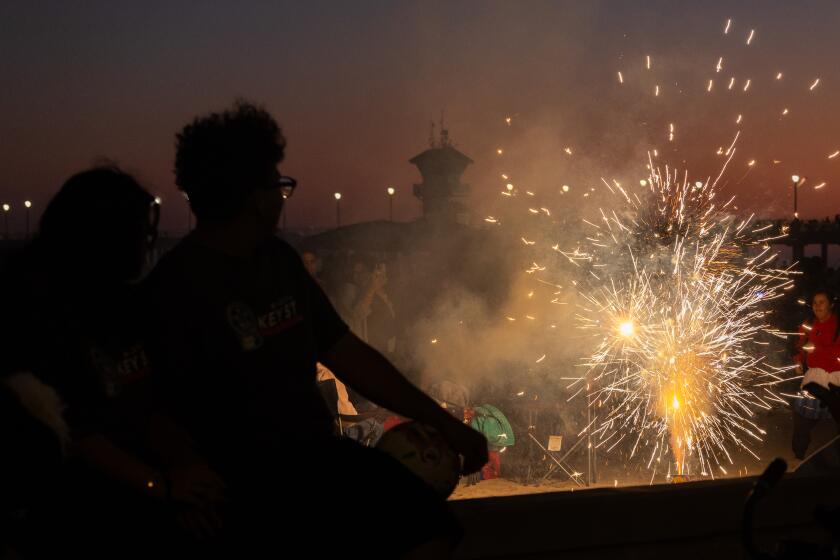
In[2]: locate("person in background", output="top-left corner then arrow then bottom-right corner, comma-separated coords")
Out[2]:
337,259 -> 370,333
364,262 -> 398,354
791,289 -> 840,460
301,249 -> 321,282
340,260 -> 397,353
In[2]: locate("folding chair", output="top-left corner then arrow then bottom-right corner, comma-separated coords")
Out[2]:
317,379 -> 383,446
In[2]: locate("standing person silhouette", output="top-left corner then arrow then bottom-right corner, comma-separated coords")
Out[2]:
146,100 -> 487,558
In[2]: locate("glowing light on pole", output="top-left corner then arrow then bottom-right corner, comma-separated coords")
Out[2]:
24,200 -> 31,238
792,175 -> 801,219
2,204 -> 9,239
387,186 -> 395,221
334,192 -> 342,227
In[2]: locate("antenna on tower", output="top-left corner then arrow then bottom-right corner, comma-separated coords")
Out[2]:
439,109 -> 450,147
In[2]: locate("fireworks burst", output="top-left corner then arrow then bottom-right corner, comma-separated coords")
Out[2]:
494,13 -> 830,483
558,152 -> 794,478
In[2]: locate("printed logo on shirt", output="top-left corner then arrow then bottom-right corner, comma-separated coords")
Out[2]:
256,296 -> 302,336
89,343 -> 152,398
225,296 -> 303,351
226,300 -> 264,351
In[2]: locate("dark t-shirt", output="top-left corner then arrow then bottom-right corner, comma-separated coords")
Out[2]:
0,250 -> 157,455
144,236 -> 349,473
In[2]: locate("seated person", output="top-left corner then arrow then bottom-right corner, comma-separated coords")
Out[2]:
146,101 -> 487,558
0,168 -> 223,558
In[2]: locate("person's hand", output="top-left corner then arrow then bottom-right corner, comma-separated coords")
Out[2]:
437,418 -> 488,475
167,463 -> 226,507
795,364 -> 804,376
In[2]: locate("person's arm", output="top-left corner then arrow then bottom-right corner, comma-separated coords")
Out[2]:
321,332 -> 488,473
74,434 -> 168,500
297,247 -> 486,472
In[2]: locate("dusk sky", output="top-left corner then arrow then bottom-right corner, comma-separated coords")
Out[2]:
2,1 -> 838,233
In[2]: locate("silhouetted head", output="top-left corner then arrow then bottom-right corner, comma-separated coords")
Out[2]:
38,166 -> 157,283
812,289 -> 836,322
352,261 -> 370,287
301,250 -> 320,277
175,100 -> 289,230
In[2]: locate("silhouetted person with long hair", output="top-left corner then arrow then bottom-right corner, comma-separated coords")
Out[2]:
0,167 -> 224,558
145,100 -> 487,558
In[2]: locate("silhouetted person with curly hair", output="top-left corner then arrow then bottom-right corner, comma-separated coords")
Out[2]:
145,100 -> 487,558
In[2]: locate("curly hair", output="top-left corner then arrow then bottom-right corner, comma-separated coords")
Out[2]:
175,100 -> 286,221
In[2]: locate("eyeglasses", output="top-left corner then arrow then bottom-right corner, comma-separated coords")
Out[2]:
276,175 -> 297,199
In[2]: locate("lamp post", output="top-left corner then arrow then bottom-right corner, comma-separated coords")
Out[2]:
2,204 -> 9,239
792,174 -> 801,219
334,192 -> 342,227
24,200 -> 31,238
387,186 -> 395,221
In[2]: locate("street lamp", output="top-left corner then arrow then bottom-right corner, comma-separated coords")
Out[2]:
334,192 -> 342,227
792,174 -> 801,219
387,186 -> 395,221
24,200 -> 31,238
2,204 -> 9,239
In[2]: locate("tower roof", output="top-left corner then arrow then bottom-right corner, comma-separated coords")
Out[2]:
409,144 -> 474,172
